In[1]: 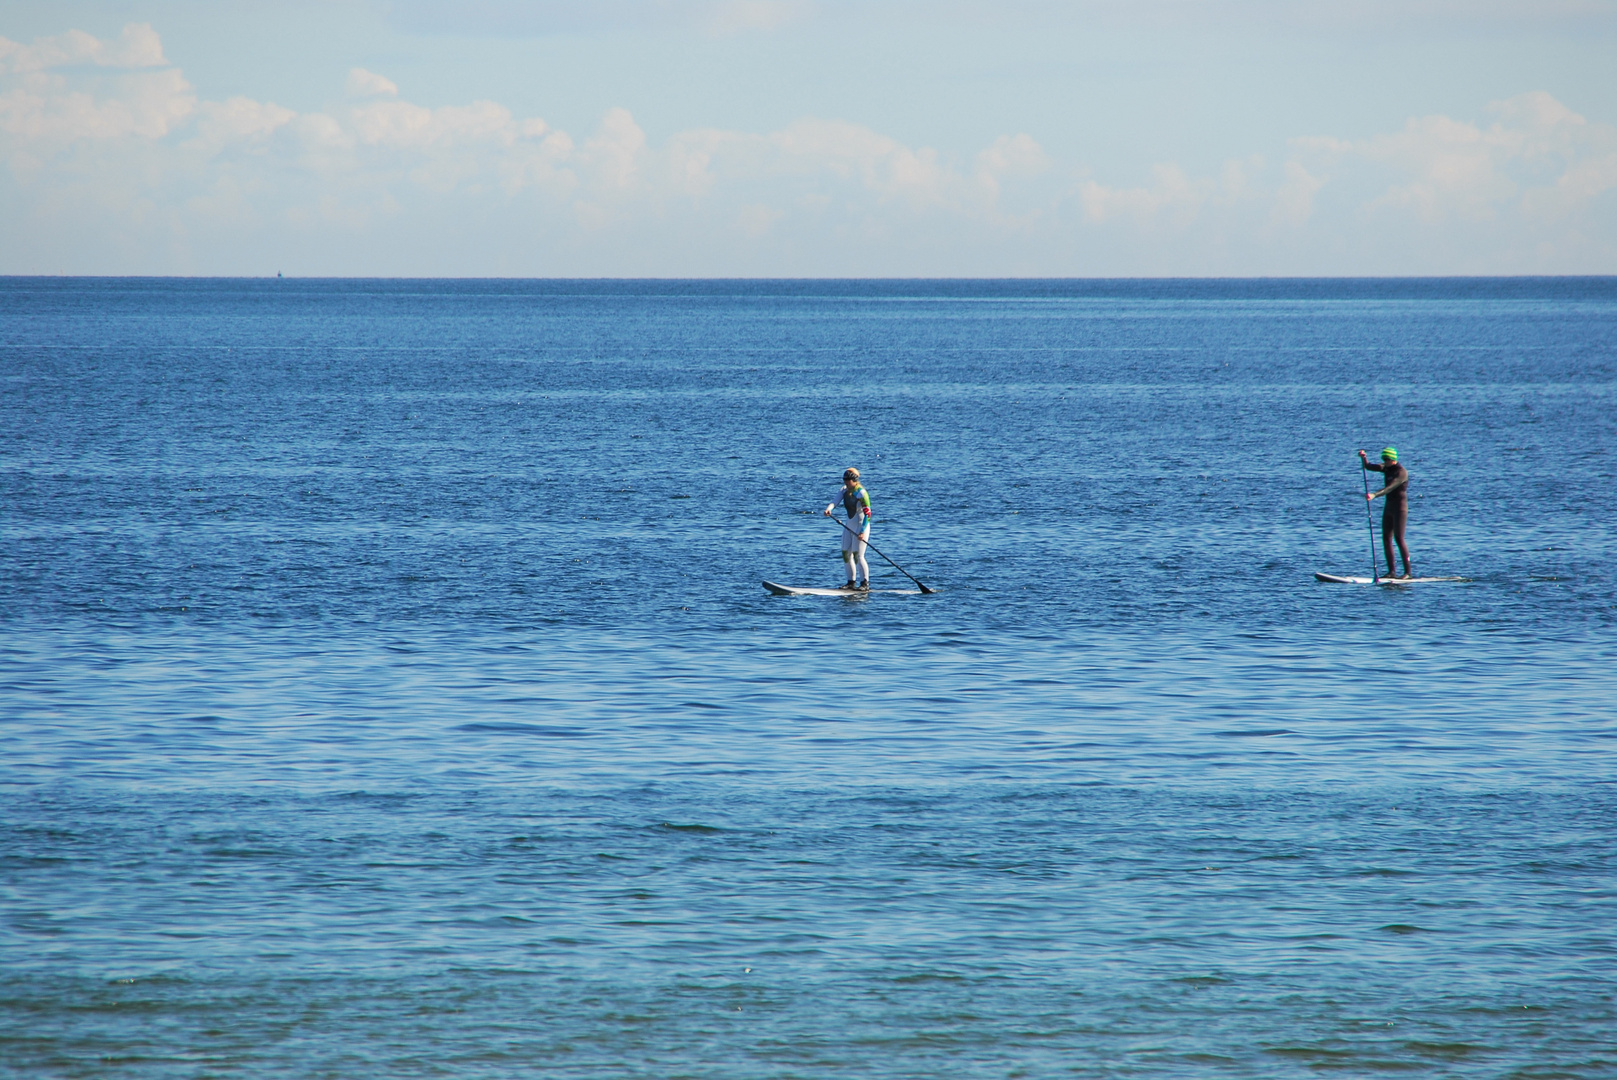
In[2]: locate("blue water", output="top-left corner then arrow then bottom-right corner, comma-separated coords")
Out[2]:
3,278 -> 1614,1077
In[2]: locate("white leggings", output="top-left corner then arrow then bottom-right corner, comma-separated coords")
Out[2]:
841,531 -> 869,581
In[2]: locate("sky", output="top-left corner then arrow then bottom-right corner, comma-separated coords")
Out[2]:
2,0 -> 1615,276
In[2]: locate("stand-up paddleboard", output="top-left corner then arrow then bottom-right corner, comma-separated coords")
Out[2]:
1314,572 -> 1469,585
763,580 -> 925,597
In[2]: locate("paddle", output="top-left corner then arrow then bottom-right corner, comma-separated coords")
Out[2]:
827,514 -> 936,594
1361,460 -> 1380,583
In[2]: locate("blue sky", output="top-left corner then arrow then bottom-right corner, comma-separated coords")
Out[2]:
3,0 -> 1615,275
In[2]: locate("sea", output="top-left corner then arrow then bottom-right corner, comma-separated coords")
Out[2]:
2,277 -> 1614,1078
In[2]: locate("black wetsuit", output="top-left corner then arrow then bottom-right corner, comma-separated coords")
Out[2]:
1364,460 -> 1411,574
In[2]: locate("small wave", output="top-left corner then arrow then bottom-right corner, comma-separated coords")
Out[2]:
455,722 -> 592,738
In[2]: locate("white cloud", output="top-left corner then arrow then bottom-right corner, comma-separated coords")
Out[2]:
704,1 -> 809,35
1079,163 -> 1212,226
1356,114 -> 1521,222
735,201 -> 785,236
1271,160 -> 1325,227
581,106 -> 647,191
387,0 -> 812,36
346,68 -> 399,99
759,118 -> 960,208
0,23 -> 166,74
352,99 -> 520,149
662,128 -> 736,196
976,134 -> 1054,219
381,0 -> 1617,38
0,24 -> 1612,274
1294,91 -> 1617,226
837,0 -> 1617,35
976,134 -> 1048,183
1538,153 -> 1617,211
497,129 -> 576,196
0,68 -> 196,140
194,97 -> 296,143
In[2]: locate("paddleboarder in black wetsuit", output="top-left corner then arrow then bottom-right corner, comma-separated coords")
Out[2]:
1360,446 -> 1412,579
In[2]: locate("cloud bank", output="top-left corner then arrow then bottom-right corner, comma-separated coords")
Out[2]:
1,23 -> 1613,274
385,0 -> 1617,37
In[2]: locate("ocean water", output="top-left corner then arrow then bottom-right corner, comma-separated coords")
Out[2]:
2,277 -> 1614,1077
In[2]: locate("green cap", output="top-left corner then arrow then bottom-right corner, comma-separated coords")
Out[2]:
1381,447 -> 1398,462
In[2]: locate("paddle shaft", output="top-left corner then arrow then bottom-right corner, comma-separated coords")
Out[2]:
1361,463 -> 1380,582
827,514 -> 935,594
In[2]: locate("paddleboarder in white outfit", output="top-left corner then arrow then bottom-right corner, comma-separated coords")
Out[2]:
825,468 -> 871,590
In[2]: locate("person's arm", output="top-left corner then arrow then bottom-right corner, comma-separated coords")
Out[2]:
1375,470 -> 1409,499
856,489 -> 872,532
1358,449 -> 1386,473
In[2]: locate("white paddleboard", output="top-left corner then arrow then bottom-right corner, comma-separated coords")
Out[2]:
1314,572 -> 1469,585
762,580 -> 924,596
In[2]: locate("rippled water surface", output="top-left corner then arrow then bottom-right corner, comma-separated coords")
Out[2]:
3,278 -> 1615,1077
